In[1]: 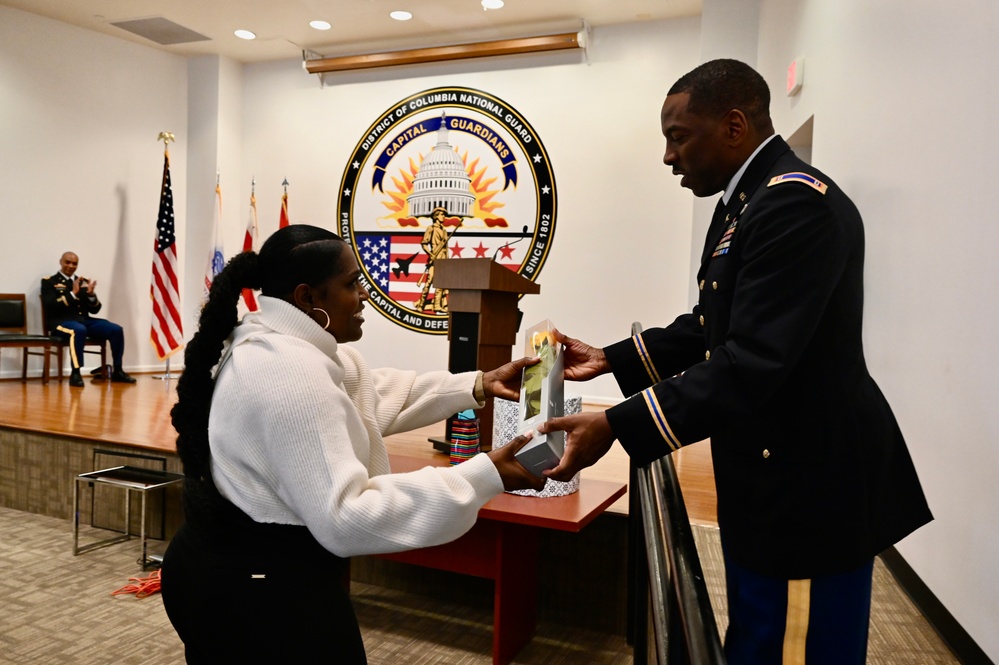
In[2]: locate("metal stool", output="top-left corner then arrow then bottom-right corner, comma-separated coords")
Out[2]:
73,465 -> 184,569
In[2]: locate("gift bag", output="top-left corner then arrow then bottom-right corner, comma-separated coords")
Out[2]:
494,395 -> 582,497
449,409 -> 480,465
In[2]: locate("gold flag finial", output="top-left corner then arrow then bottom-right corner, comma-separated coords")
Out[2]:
158,132 -> 175,160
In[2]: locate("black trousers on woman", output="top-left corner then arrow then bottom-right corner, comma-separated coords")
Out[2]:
161,490 -> 366,664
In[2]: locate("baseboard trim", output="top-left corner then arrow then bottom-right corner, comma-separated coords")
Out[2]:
879,547 -> 994,665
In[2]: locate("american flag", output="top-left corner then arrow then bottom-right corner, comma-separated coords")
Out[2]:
241,189 -> 259,311
150,150 -> 183,360
358,234 -> 423,306
355,233 -> 525,308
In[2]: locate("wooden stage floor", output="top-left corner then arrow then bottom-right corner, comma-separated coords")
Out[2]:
0,374 -> 717,523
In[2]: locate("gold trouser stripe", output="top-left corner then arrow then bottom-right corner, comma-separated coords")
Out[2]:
782,578 -> 811,665
55,326 -> 80,368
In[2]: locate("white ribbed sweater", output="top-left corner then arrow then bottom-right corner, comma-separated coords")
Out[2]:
208,296 -> 502,557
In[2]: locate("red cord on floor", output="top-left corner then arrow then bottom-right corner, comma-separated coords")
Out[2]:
111,569 -> 162,598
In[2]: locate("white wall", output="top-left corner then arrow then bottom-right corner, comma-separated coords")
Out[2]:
0,6 -> 703,396
755,0 -> 999,658
0,5 -> 188,374
184,55 -> 245,336
237,19 -> 702,403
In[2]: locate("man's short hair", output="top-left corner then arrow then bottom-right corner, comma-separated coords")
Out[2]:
668,59 -> 773,133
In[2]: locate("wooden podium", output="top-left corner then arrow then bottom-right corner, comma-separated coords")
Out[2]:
432,258 -> 540,451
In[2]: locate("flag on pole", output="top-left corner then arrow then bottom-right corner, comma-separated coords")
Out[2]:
204,179 -> 224,299
241,186 -> 259,311
150,147 -> 184,360
279,178 -> 290,229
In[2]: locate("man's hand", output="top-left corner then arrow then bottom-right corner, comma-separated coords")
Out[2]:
482,356 -> 540,402
552,329 -> 610,382
539,411 -> 615,482
486,431 -> 547,491
84,279 -> 97,295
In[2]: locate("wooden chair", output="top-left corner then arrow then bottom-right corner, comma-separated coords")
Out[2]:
0,293 -> 52,383
38,293 -> 108,381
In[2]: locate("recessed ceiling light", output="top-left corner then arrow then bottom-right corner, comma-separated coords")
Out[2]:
310,20 -> 332,31
389,11 -> 413,21
482,0 -> 504,8
234,29 -> 256,40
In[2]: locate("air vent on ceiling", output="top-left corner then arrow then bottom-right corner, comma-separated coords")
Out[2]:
110,17 -> 210,45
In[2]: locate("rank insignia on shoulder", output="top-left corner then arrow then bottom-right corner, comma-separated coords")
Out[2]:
767,172 -> 828,194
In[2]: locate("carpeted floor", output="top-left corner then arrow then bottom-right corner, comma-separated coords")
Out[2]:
0,506 -> 958,664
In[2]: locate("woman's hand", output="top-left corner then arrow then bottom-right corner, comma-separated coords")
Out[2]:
481,356 -> 540,401
486,431 -> 547,491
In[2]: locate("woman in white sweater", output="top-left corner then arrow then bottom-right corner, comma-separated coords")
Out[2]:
161,224 -> 543,664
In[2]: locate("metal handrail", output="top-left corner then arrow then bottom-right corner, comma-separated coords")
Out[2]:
629,322 -> 725,665
638,457 -> 725,664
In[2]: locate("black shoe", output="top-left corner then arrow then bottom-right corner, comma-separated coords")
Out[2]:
69,369 -> 85,388
110,369 -> 137,384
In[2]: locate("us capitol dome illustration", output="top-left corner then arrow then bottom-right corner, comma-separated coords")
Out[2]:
406,112 -> 475,217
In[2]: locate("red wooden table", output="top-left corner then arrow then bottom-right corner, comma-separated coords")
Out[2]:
377,453 -> 627,665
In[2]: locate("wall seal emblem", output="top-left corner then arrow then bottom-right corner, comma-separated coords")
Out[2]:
338,86 -> 556,334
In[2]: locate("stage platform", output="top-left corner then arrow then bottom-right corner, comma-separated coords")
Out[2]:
0,375 -> 186,540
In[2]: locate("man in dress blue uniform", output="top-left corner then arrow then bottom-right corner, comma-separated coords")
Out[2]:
540,60 -> 932,664
41,251 -> 136,387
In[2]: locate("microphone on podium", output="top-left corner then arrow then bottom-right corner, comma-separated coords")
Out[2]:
491,225 -> 529,261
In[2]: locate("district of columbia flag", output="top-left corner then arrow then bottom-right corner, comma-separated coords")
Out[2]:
241,189 -> 259,311
204,182 -> 224,299
149,148 -> 184,360
279,190 -> 289,229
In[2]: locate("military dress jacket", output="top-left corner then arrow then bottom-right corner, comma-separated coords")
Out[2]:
40,272 -> 102,329
604,136 -> 932,579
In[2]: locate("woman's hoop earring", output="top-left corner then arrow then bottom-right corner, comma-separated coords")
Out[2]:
312,308 -> 331,330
